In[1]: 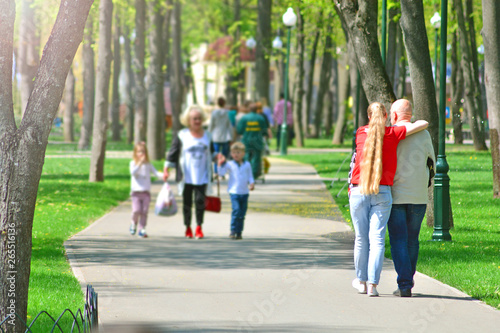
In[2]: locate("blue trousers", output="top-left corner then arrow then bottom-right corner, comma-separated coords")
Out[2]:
387,204 -> 427,290
230,194 -> 249,235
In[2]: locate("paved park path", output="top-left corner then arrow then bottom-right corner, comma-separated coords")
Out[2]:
65,157 -> 500,332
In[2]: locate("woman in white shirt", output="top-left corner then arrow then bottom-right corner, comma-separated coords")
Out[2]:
164,105 -> 214,239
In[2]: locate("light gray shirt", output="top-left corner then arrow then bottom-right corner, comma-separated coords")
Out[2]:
208,108 -> 233,142
392,128 -> 436,204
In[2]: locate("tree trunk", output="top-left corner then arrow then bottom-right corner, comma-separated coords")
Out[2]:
482,0 -> 500,197
386,5 -> 398,87
170,0 -> 183,137
399,0 -> 439,151
255,0 -> 272,102
313,16 -> 334,138
348,41 -> 368,128
89,0 -> 113,182
147,0 -> 165,160
455,0 -> 488,150
334,1 -> 396,109
63,67 -> 75,142
332,52 -> 350,145
78,16 -> 95,150
225,0 -> 241,106
395,24 -> 407,98
134,0 -> 147,143
450,11 -> 464,145
304,28 -> 321,136
0,0 -> 93,329
466,0 -> 487,134
123,25 -> 135,145
18,0 -> 40,115
110,13 -> 121,142
292,5 -> 305,147
325,48 -> 338,138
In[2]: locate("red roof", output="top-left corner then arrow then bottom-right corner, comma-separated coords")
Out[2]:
204,36 -> 256,62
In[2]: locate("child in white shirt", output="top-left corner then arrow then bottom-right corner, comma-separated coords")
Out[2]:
130,142 -> 162,238
217,142 -> 255,239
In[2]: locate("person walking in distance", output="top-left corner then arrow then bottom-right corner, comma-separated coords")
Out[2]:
208,97 -> 233,174
388,99 -> 436,297
349,102 -> 428,296
130,142 -> 163,238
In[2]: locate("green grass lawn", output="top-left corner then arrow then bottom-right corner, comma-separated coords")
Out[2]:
27,157 -> 138,330
280,145 -> 500,310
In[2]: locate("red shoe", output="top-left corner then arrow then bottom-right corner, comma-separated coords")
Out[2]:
195,226 -> 204,239
185,227 -> 193,238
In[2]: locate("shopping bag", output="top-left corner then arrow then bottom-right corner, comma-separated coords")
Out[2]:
205,196 -> 221,213
155,183 -> 178,216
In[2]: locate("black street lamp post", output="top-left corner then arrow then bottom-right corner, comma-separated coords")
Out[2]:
432,3 -> 452,241
279,8 -> 297,156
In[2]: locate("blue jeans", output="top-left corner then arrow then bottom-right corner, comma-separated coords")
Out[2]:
213,142 -> 230,173
387,204 -> 427,290
349,186 -> 392,285
230,194 -> 249,235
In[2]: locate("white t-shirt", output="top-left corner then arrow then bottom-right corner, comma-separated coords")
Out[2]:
392,129 -> 436,204
183,133 -> 210,185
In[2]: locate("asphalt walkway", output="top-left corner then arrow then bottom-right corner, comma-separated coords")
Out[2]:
65,157 -> 500,332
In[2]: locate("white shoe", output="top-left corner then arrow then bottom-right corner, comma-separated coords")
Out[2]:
368,284 -> 379,297
352,279 -> 367,294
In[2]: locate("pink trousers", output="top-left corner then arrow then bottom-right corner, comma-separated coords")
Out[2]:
131,191 -> 151,230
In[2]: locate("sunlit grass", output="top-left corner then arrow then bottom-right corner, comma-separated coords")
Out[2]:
279,145 -> 500,310
28,157 -> 132,330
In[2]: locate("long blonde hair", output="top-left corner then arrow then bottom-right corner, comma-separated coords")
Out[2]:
360,102 -> 387,195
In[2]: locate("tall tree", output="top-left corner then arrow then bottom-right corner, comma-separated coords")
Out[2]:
313,14 -> 334,138
293,4 -> 305,147
482,0 -> 500,197
110,13 -> 122,142
78,15 -> 95,150
170,0 -> 184,137
385,2 -> 399,87
399,0 -> 439,150
63,67 -> 75,142
123,25 -> 135,145
134,0 -> 147,143
304,27 -> 321,136
455,0 -> 488,150
332,51 -> 350,145
225,0 -> 241,106
0,0 -> 94,328
450,8 -> 464,145
89,0 -> 113,182
18,0 -> 40,114
334,0 -> 396,109
147,0 -> 165,160
255,0 -> 272,102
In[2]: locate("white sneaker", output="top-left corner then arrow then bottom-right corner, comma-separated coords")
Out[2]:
352,279 -> 367,294
368,284 -> 379,297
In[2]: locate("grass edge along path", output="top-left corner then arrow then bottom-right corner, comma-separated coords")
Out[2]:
277,149 -> 500,310
26,157 -> 140,331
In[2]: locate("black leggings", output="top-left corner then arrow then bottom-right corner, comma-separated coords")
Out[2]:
183,184 -> 207,227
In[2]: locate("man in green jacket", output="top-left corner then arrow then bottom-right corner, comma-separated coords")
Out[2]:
237,103 -> 268,179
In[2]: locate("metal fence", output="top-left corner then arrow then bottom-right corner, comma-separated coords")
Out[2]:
0,285 -> 98,333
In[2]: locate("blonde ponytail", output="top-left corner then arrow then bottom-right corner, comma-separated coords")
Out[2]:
360,102 -> 387,195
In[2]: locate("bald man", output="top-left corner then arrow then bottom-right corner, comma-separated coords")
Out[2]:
388,99 -> 435,297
